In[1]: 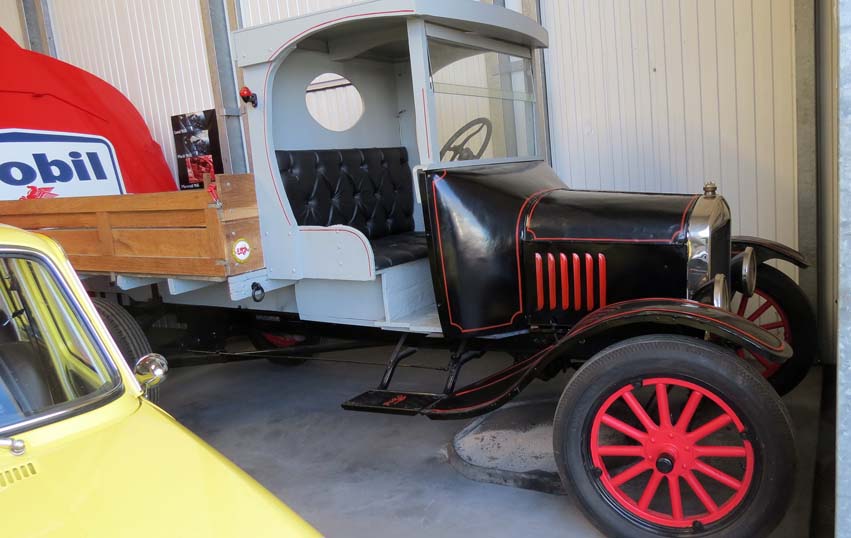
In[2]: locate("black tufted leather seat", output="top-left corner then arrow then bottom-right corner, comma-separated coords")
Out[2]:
276,147 -> 428,270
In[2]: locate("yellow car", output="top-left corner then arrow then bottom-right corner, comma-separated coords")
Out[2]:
0,225 -> 321,538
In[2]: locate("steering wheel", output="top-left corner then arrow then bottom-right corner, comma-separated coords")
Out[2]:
439,117 -> 493,161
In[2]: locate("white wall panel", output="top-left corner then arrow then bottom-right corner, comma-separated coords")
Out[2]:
0,0 -> 25,46
541,0 -> 799,249
239,0 -> 355,27
49,0 -> 216,181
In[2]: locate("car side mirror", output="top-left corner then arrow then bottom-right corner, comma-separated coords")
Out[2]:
134,353 -> 168,390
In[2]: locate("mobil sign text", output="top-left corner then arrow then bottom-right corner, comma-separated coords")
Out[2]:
0,129 -> 126,200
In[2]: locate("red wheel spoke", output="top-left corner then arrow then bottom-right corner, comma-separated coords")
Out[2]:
597,445 -> 646,457
752,352 -> 774,369
693,460 -> 743,491
687,413 -> 733,443
683,470 -> 719,513
675,391 -> 703,433
693,445 -> 747,458
656,383 -> 672,428
668,475 -> 684,521
747,301 -> 772,322
761,320 -> 786,331
736,294 -> 749,317
622,390 -> 658,432
638,471 -> 665,510
601,413 -> 648,442
610,460 -> 651,487
764,363 -> 782,377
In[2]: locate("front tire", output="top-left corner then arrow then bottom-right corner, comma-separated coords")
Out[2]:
554,335 -> 795,538
92,297 -> 159,403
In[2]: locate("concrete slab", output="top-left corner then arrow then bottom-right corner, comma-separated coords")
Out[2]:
157,345 -> 820,538
449,399 -> 563,495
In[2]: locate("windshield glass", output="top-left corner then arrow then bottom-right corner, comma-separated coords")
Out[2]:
428,39 -> 537,162
0,253 -> 118,432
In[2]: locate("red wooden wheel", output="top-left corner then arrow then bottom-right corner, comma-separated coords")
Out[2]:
732,289 -> 791,378
556,336 -> 796,537
589,378 -> 755,529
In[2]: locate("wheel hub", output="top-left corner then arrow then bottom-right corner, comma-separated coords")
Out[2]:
655,454 -> 675,474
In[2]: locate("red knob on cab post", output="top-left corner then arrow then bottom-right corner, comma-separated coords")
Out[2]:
239,86 -> 258,107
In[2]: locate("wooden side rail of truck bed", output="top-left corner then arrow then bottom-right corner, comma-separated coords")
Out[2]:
0,174 -> 263,279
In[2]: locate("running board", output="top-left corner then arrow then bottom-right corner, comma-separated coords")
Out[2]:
341,344 -> 559,419
342,390 -> 443,415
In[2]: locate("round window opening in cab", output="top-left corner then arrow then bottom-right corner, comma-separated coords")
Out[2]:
305,73 -> 364,132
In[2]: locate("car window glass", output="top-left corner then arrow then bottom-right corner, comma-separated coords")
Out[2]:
0,255 -> 117,431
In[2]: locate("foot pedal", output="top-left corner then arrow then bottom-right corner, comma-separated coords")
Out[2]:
342,390 -> 442,416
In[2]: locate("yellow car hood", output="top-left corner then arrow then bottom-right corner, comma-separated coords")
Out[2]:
0,398 -> 321,538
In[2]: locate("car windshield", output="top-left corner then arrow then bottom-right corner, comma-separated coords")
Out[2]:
0,253 -> 118,433
428,39 -> 538,162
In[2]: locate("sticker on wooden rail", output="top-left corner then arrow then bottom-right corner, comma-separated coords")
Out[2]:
232,238 -> 251,264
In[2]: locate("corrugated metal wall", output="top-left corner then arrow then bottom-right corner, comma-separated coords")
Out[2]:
48,0 -> 216,181
540,0 -> 798,248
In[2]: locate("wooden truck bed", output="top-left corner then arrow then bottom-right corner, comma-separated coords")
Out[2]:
0,174 -> 263,279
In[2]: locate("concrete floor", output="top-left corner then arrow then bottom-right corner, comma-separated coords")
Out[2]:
158,344 -> 821,538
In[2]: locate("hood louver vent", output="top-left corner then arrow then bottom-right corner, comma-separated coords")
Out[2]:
534,251 -> 608,312
0,462 -> 37,488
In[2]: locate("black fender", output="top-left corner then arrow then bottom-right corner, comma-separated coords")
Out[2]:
424,298 -> 790,420
732,235 -> 809,268
561,298 -> 792,361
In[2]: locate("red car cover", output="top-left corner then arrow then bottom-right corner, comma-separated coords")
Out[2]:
0,29 -> 176,194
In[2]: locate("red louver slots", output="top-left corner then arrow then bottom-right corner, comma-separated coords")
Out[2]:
547,253 -> 557,310
572,254 -> 582,311
535,253 -> 544,311
536,251 -> 607,312
585,253 -> 595,310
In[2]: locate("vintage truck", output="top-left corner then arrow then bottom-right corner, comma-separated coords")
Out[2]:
0,2 -> 814,537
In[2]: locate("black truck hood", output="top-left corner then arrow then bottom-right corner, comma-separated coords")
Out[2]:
525,189 -> 699,244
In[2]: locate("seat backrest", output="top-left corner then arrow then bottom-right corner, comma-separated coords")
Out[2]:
276,147 -> 415,240
0,311 -> 16,344
0,342 -> 54,414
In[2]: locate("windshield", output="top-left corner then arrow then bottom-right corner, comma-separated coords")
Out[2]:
0,253 -> 118,433
428,39 -> 537,162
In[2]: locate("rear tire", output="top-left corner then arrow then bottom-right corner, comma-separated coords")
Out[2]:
553,335 -> 795,538
92,297 -> 159,403
731,264 -> 816,395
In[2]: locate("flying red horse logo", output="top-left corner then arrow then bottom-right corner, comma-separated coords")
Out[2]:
20,186 -> 58,200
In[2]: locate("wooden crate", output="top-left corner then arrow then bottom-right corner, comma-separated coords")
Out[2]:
0,174 -> 263,279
